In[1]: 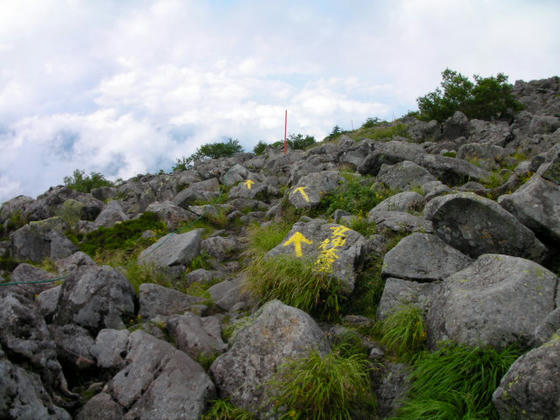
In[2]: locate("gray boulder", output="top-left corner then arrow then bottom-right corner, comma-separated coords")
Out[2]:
166,313 -> 227,359
210,300 -> 329,413
358,141 -> 425,176
145,201 -> 195,230
138,229 -> 203,269
267,219 -> 367,292
529,114 -> 560,135
427,254 -> 558,349
288,171 -> 345,209
37,286 -> 61,319
185,269 -> 223,286
108,330 -> 215,420
368,191 -> 424,216
11,217 -> 77,262
173,178 -> 220,208
53,265 -> 135,333
377,161 -> 436,190
91,329 -> 130,369
54,251 -> 96,274
457,143 -> 506,170
0,195 -> 34,225
229,179 -> 269,200
221,163 -> 251,186
138,283 -> 203,319
468,119 -> 512,146
442,111 -> 469,140
534,308 -> 560,346
76,392 -> 123,420
415,153 -> 491,185
425,192 -> 547,262
368,211 -> 433,234
207,277 -> 250,312
375,362 -> 411,419
50,324 -> 95,370
493,336 -> 560,420
93,200 -> 129,228
0,358 -> 71,420
7,263 -> 58,298
382,233 -> 472,282
377,277 -> 440,319
201,236 -> 237,261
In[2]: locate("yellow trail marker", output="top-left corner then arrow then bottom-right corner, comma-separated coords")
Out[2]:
244,179 -> 255,190
283,232 -> 312,257
292,186 -> 310,202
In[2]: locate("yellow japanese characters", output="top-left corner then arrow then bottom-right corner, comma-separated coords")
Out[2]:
314,226 -> 350,273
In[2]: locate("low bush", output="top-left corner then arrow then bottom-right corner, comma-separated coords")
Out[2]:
63,169 -> 113,193
125,261 -> 170,294
394,342 -> 525,419
244,255 -> 344,320
253,141 -> 267,155
173,138 -> 243,171
202,399 -> 255,420
381,304 -> 427,360
348,214 -> 377,237
266,343 -> 375,419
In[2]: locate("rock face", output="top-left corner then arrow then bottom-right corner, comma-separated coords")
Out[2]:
210,300 -> 328,413
425,192 -> 547,262
493,336 -> 560,420
382,233 -> 472,282
427,254 -> 558,349
267,218 -> 367,292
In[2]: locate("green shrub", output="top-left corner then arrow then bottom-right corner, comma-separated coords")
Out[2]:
348,214 -> 377,237
63,169 -> 113,193
173,137 -> 244,170
266,343 -> 375,419
442,151 -> 456,158
253,141 -> 267,155
394,342 -> 525,419
202,399 -> 255,420
361,117 -> 384,129
244,255 -> 344,320
78,212 -> 165,256
246,222 -> 292,257
289,133 -> 316,150
417,68 -> 523,122
381,304 -> 427,360
125,261 -> 171,294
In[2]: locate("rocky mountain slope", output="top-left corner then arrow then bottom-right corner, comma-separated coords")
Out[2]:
0,76 -> 559,419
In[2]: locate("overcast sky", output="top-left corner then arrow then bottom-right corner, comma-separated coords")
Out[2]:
0,0 -> 559,203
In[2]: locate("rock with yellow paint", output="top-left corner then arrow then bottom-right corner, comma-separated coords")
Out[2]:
287,170 -> 345,209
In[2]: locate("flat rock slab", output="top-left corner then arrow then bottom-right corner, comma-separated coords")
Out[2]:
425,192 -> 547,262
288,170 -> 344,209
499,174 -> 560,243
368,211 -> 433,234
138,283 -> 203,319
382,233 -> 472,282
377,277 -> 441,320
493,336 -> 560,420
108,330 -> 215,420
368,191 -> 424,216
210,300 -> 328,414
377,161 -> 436,190
427,254 -> 558,350
138,229 -> 203,268
266,218 -> 367,293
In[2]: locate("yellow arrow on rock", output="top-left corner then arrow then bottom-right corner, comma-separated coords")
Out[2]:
244,179 -> 255,190
292,186 -> 310,202
283,232 -> 312,257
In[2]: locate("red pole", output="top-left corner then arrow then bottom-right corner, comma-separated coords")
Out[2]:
283,109 -> 288,155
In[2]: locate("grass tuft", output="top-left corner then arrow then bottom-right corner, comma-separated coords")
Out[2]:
381,304 -> 427,360
246,222 -> 292,258
202,399 -> 255,420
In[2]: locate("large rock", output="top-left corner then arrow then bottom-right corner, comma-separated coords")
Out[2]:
427,254 -> 558,349
91,329 -> 130,369
377,277 -> 440,319
457,143 -> 506,170
376,161 -> 436,190
145,201 -> 195,230
468,119 -> 512,146
53,265 -> 135,333
368,191 -> 424,216
138,229 -> 203,269
138,283 -> 203,319
287,170 -> 345,209
207,277 -> 250,312
382,233 -> 472,282
75,392 -> 123,420
108,330 -> 215,419
368,211 -> 433,234
93,200 -> 129,228
50,324 -> 95,370
7,263 -> 58,298
442,111 -> 469,140
0,357 -> 71,420
166,313 -> 227,359
425,192 -> 547,262
266,219 -> 367,292
172,178 -> 220,208
201,236 -> 237,261
493,336 -> 560,420
499,174 -> 560,244
358,141 -> 425,176
11,217 -> 77,262
210,300 -> 329,413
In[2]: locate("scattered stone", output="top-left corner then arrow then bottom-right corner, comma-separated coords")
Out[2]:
377,161 -> 436,190
138,283 -> 203,320
201,236 -> 237,261
145,201 -> 195,230
368,191 -> 424,216
93,201 -> 129,228
368,211 -> 433,234
91,329 -> 130,369
377,277 -> 440,319
138,229 -> 203,269
288,171 -> 345,209
75,392 -> 123,420
166,312 -> 227,359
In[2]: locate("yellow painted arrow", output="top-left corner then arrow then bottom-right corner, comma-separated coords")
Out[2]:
292,186 -> 310,202
244,179 -> 255,190
283,231 -> 312,257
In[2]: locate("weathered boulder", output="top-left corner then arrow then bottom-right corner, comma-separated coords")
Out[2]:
53,265 -> 135,333
368,211 -> 433,234
377,277 -> 440,319
172,178 -> 220,208
228,179 -> 269,200
457,143 -> 506,169
138,283 -> 203,319
54,251 -> 96,274
425,192 -> 547,262
374,362 -> 411,419
415,153 -> 491,185
11,217 -> 77,263
7,263 -> 58,298
207,277 -> 250,312
50,324 -> 95,370
93,200 -> 129,228
358,141 -> 425,176
368,191 -> 424,216
493,336 -> 560,420
37,286 -> 62,319
442,111 -> 469,140
138,229 -> 202,269
75,392 -> 123,420
0,357 -> 71,420
91,329 -> 130,369
0,195 -> 34,226
288,170 -> 345,209
382,233 -> 472,282
185,269 -> 223,286
427,254 -> 558,349
534,308 -> 560,346
267,219 -> 367,292
377,161 -> 436,190
221,163 -> 257,186
201,236 -> 237,261
166,312 -> 227,359
468,119 -> 512,146
108,330 -> 215,420
210,300 -> 329,413
145,201 -> 195,230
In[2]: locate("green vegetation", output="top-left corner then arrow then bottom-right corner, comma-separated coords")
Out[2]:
125,261 -> 171,294
343,256 -> 384,319
75,212 -> 165,257
381,305 -> 427,360
442,151 -> 456,158
394,342 -> 525,419
253,140 -> 267,155
267,133 -> 318,152
246,222 -> 292,258
202,399 -> 255,420
173,138 -> 244,171
417,68 -> 523,122
267,343 -> 375,420
348,214 -> 377,237
244,255 -> 344,320
63,169 -> 113,193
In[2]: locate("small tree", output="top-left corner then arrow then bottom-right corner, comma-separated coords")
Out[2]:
288,133 -> 316,150
253,140 -> 267,155
173,137 -> 244,171
417,68 -> 523,122
63,169 -> 113,193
